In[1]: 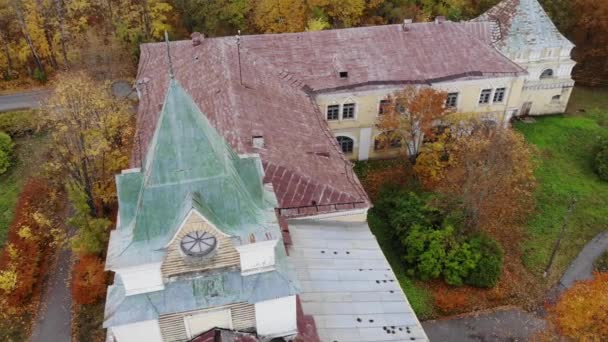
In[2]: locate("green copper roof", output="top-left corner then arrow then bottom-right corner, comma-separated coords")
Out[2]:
107,80 -> 279,267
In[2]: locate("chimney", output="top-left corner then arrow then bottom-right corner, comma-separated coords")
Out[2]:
435,16 -> 446,24
191,32 -> 204,46
402,19 -> 413,31
252,130 -> 264,149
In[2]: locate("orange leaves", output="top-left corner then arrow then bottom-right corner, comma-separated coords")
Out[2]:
0,178 -> 58,313
376,85 -> 450,160
549,272 -> 608,340
430,127 -> 537,235
71,255 -> 108,305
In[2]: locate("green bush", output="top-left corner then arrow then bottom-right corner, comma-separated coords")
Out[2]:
595,139 -> 608,181
0,111 -> 38,137
374,188 -> 443,236
465,234 -> 503,288
0,131 -> 14,175
402,224 -> 453,280
33,68 -> 47,83
444,241 -> 480,286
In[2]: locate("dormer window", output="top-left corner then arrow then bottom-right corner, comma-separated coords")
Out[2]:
339,71 -> 348,78
180,231 -> 217,260
540,69 -> 554,79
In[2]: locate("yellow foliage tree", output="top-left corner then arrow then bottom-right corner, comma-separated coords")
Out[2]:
44,71 -> 134,214
253,0 -> 308,33
309,0 -> 366,27
549,272 -> 608,340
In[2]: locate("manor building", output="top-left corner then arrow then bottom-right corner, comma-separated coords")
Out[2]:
104,0 -> 572,341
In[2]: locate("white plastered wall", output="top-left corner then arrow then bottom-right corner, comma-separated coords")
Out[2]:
110,319 -> 163,342
114,262 -> 164,296
255,295 -> 297,337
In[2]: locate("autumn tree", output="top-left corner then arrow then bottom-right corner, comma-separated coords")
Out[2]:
427,123 -> 537,232
44,72 -> 134,213
376,85 -> 450,163
253,0 -> 308,33
173,0 -> 251,37
71,255 -> 108,305
68,185 -> 111,255
309,0 -> 366,27
549,272 -> 608,340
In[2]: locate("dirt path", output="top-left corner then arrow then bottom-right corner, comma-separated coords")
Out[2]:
30,243 -> 72,342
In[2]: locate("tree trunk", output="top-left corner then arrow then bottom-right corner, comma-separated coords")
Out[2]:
12,0 -> 44,72
1,34 -> 13,79
141,0 -> 151,40
44,27 -> 59,69
55,0 -> 69,69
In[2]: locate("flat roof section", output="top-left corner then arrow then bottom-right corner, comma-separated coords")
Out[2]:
287,219 -> 428,341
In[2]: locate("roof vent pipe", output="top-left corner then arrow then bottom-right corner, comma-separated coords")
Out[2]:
402,19 -> 413,31
191,32 -> 204,46
435,16 -> 446,24
252,130 -> 264,149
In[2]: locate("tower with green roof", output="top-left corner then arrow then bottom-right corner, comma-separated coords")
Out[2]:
103,80 -> 298,342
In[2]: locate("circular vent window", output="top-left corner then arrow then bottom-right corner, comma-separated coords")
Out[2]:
180,231 -> 217,257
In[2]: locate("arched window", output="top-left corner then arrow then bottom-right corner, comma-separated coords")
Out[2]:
540,69 -> 554,79
374,132 -> 402,150
336,136 -> 354,154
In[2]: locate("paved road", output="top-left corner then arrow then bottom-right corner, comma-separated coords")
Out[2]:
546,230 -> 608,304
0,89 -> 51,112
30,244 -> 72,342
423,307 -> 546,342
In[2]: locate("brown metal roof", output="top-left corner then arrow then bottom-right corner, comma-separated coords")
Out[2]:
239,21 -> 525,92
133,21 -> 525,215
134,38 -> 370,214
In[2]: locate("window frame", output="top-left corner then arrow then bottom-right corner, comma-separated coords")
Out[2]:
446,92 -> 459,108
478,89 -> 492,105
336,136 -> 355,154
378,99 -> 390,116
326,104 -> 340,121
540,69 -> 554,79
374,132 -> 402,151
342,102 -> 356,120
493,87 -> 507,103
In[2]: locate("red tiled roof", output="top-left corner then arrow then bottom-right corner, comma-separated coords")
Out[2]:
134,38 -> 370,214
239,21 -> 525,92
133,21 -> 525,215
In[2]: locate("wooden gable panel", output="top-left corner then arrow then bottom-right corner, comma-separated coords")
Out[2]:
162,212 -> 240,278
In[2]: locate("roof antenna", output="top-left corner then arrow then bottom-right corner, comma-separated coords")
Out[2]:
164,30 -> 174,79
236,30 -> 243,86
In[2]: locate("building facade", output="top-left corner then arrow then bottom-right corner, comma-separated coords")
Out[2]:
104,81 -> 299,341
105,0 -> 571,340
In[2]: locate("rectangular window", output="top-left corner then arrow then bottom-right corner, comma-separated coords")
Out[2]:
342,103 -> 356,119
479,89 -> 492,104
493,88 -> 506,103
378,99 -> 390,115
446,93 -> 458,108
326,105 -> 339,121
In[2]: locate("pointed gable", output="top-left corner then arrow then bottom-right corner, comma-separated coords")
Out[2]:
143,81 -> 230,186
107,80 -> 280,268
474,0 -> 574,54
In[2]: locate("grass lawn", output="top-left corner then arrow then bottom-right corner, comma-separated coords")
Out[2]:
514,90 -> 608,285
0,133 -> 50,247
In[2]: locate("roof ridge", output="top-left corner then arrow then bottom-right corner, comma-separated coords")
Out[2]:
450,22 -> 527,75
